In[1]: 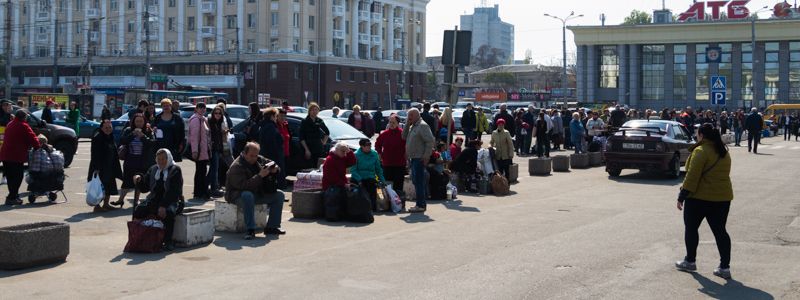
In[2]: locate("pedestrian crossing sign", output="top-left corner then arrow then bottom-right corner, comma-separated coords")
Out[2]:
711,76 -> 726,91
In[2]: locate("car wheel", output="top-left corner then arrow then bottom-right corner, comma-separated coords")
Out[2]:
607,168 -> 622,177
668,154 -> 681,179
54,141 -> 75,167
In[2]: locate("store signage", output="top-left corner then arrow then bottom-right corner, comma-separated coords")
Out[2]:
677,0 -> 751,21
476,91 -> 507,102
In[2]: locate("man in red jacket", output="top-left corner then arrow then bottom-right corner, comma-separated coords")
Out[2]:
0,110 -> 41,205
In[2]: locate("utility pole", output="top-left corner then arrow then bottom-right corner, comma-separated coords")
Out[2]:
236,25 -> 241,104
52,19 -> 59,93
545,12 -> 583,106
4,0 -> 11,99
400,31 -> 406,98
82,24 -> 94,91
144,4 -> 151,89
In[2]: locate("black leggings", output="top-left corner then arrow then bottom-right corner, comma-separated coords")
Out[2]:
2,161 -> 24,201
194,160 -> 209,198
383,166 -> 405,194
683,198 -> 731,269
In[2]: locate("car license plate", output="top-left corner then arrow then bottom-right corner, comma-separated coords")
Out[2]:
622,143 -> 644,150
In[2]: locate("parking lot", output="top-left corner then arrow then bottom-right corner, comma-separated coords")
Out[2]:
1,137 -> 799,299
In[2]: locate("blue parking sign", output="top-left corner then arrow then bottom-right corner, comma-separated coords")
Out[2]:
711,91 -> 726,105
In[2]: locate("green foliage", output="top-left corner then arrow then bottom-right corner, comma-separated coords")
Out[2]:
622,10 -> 652,25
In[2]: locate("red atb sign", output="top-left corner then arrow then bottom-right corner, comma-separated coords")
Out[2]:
677,0 -> 751,21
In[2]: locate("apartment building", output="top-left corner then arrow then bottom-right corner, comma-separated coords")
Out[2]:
2,0 -> 429,108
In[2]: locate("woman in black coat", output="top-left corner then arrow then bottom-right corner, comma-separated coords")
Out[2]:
133,148 -> 183,251
88,119 -> 123,212
258,108 -> 286,186
113,114 -> 155,208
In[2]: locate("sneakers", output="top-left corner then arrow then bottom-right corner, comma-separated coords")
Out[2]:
675,260 -> 697,272
713,268 -> 732,279
264,227 -> 286,235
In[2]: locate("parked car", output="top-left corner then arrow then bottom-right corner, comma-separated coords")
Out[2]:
455,101 -> 474,109
319,109 -> 352,122
605,120 -> 694,178
10,106 -> 78,167
31,109 -> 100,139
289,106 -> 308,113
382,110 -> 408,124
231,113 -> 366,176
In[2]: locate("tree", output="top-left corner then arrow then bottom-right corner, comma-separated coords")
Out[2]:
523,49 -> 533,65
622,10 -> 652,25
484,72 -> 517,89
426,72 -> 441,100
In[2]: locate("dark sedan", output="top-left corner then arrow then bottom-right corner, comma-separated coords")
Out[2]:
605,120 -> 694,178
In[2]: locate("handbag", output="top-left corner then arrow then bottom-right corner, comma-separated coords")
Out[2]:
123,220 -> 165,253
117,145 -> 127,161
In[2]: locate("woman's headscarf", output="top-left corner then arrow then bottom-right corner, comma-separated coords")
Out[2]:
155,148 -> 175,180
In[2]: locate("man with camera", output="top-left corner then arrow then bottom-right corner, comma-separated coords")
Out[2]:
225,142 -> 286,240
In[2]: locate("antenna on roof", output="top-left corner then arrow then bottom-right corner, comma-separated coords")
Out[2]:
663,0 -> 666,10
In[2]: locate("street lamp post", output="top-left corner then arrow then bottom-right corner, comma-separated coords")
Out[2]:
750,6 -> 770,110
545,12 -> 583,105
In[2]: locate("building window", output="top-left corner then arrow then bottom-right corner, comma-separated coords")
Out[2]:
168,41 -> 176,52
717,43 -> 733,97
248,13 -> 256,28
270,64 -> 278,79
349,68 -> 355,82
373,71 -> 379,84
168,17 -> 175,31
246,39 -> 255,53
188,40 -> 197,51
765,42 -> 780,102
673,45 -> 687,101
187,0 -> 194,6
335,68 -> 342,82
599,45 -> 618,89
271,12 -> 279,26
293,13 -> 300,28
790,42 -> 800,101
110,0 -> 118,10
187,16 -> 195,31
127,21 -> 134,33
695,44 -> 709,101
226,15 -> 237,29
742,42 -> 753,101
308,15 -> 315,30
293,39 -> 299,52
294,65 -> 300,79
309,0 -> 315,5
641,45 -> 665,101
308,66 -> 314,80
168,0 -> 176,7
270,38 -> 278,51
308,41 -> 314,55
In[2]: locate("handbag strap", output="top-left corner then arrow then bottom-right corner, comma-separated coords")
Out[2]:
701,156 -> 722,178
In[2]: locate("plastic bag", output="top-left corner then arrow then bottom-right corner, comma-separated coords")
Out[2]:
375,186 -> 389,212
385,184 -> 402,213
447,183 -> 458,200
86,173 -> 105,206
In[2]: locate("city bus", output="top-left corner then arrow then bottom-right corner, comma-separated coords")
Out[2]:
764,104 -> 800,121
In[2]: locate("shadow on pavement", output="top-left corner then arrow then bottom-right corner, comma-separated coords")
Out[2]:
212,232 -> 277,250
0,201 -> 59,212
64,207 -> 133,223
109,243 -> 211,265
400,214 -> 434,223
441,200 -> 480,213
0,261 -> 66,278
608,172 -> 683,186
288,218 -> 372,228
690,272 -> 774,300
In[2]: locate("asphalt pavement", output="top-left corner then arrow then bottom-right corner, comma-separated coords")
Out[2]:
1,137 -> 799,299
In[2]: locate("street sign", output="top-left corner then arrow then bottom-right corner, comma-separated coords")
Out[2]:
711,91 -> 727,105
458,90 -> 466,97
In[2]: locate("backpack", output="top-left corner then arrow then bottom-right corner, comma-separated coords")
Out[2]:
491,173 -> 510,196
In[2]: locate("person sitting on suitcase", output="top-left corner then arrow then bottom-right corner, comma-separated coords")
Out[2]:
225,142 -> 286,240
452,140 -> 481,193
322,142 -> 357,221
133,148 -> 183,251
427,143 -> 450,200
350,138 -> 385,212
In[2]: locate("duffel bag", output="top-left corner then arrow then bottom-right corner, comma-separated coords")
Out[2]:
346,185 -> 374,224
323,186 -> 346,222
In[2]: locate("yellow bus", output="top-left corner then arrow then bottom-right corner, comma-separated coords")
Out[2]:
764,104 -> 800,121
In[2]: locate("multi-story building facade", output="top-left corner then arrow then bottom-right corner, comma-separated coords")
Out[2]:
2,0 -> 428,109
459,4 -> 514,64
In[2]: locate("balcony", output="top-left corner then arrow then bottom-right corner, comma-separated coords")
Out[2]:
86,8 -> 100,18
200,26 -> 216,37
36,33 -> 49,43
200,1 -> 216,14
371,12 -> 382,21
393,38 -> 402,49
270,28 -> 279,38
333,29 -> 344,39
393,17 -> 403,28
36,11 -> 50,21
371,35 -> 381,45
332,5 -> 345,17
147,5 -> 158,14
359,11 -> 370,21
359,34 -> 370,44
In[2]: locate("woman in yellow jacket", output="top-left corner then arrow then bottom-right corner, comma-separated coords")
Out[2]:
675,123 -> 734,279
476,109 -> 489,141
490,119 -> 515,181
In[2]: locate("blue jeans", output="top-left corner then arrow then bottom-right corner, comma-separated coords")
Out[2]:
410,158 -> 427,208
734,128 -> 743,145
572,137 -> 584,154
237,191 -> 285,230
208,151 -> 220,191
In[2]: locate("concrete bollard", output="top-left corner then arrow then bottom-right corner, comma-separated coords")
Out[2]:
214,200 -> 269,233
529,158 -> 552,176
0,222 -> 69,270
173,208 -> 215,248
291,189 -> 325,219
588,152 -> 603,166
570,153 -> 590,169
552,155 -> 570,172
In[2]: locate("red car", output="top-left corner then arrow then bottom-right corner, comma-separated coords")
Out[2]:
605,120 -> 695,178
